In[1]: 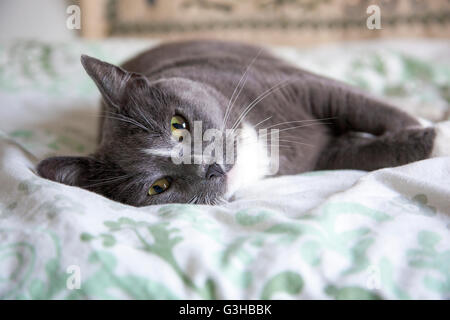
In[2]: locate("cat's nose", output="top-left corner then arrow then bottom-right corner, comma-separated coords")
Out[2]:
205,163 -> 225,179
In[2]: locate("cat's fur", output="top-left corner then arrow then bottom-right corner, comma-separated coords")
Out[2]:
37,40 -> 437,206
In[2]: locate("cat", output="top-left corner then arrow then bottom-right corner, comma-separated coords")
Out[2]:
37,40 -> 442,206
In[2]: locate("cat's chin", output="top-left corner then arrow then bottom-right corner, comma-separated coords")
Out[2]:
224,163 -> 265,201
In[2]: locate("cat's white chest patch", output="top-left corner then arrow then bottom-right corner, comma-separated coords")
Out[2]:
431,121 -> 450,157
225,123 -> 271,198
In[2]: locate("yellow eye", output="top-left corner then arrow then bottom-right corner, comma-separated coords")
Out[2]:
148,177 -> 171,196
171,115 -> 189,141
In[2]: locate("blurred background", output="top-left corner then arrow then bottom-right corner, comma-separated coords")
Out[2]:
0,0 -> 449,45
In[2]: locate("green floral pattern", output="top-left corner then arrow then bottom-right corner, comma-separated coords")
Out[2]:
1,39 -> 450,299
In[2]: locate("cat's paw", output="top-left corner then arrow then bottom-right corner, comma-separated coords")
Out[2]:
431,121 -> 450,157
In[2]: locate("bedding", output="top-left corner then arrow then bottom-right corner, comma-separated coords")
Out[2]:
0,39 -> 449,299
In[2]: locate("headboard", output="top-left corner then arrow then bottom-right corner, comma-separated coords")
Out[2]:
80,0 -> 450,46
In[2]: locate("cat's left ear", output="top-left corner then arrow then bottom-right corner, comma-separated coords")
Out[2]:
81,55 -> 141,109
37,156 -> 96,187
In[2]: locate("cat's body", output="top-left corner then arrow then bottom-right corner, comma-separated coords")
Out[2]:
38,40 -> 438,206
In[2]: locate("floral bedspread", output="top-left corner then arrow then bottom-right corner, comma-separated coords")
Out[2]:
0,39 -> 449,299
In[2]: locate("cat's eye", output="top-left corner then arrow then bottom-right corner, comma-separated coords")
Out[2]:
148,177 -> 171,196
171,115 -> 189,142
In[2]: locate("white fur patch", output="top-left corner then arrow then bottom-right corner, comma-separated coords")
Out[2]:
225,123 -> 270,198
431,121 -> 450,157
418,117 -> 433,128
143,148 -> 173,158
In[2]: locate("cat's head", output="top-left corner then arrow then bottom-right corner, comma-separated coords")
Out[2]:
37,55 -> 267,206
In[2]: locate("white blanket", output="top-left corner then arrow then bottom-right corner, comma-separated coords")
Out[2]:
0,39 -> 449,299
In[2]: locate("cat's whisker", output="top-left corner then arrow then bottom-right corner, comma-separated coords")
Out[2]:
84,174 -> 128,182
237,140 -> 312,150
265,144 -> 305,149
129,96 -> 154,129
99,114 -> 150,132
233,122 -> 328,150
187,195 -> 198,204
204,193 -> 212,205
231,80 -> 292,131
228,79 -> 293,136
81,174 -> 134,189
254,116 -> 272,129
266,143 -> 312,149
235,119 -> 316,146
222,48 -> 263,129
222,72 -> 250,129
214,196 -> 228,205
196,192 -> 205,204
103,110 -> 150,129
257,122 -> 333,140
261,117 -> 336,130
229,78 -> 291,131
207,194 -> 216,206
103,109 -> 142,122
238,139 -> 315,148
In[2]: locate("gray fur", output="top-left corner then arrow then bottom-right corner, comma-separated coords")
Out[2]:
37,40 -> 435,206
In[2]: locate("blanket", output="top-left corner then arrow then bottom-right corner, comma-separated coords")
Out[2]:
0,39 -> 449,299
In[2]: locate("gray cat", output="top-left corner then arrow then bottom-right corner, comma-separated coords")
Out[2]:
37,40 -> 439,206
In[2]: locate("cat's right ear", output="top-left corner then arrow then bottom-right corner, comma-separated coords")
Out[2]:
80,55 -> 133,109
37,156 -> 95,188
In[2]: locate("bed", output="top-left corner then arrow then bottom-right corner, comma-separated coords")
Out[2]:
0,39 -> 449,299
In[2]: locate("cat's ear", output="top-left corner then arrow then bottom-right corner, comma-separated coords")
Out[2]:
37,156 -> 95,187
80,55 -> 136,108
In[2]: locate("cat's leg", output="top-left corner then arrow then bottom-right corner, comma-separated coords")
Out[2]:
305,76 -> 421,135
315,127 -> 436,171
301,76 -> 445,169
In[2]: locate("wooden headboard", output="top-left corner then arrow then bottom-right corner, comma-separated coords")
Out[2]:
80,0 -> 450,46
